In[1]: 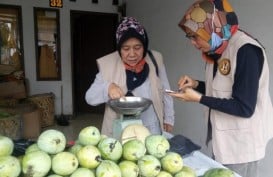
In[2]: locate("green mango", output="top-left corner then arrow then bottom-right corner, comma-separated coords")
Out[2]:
203,168 -> 234,177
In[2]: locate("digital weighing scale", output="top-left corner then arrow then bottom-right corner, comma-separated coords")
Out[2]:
108,96 -> 152,140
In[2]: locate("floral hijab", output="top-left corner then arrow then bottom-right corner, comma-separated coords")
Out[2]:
115,17 -> 149,58
116,17 -> 147,45
178,0 -> 239,63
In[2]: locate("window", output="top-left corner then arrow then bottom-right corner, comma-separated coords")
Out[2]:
0,5 -> 24,78
34,7 -> 61,80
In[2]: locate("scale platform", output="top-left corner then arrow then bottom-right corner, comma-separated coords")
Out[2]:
108,96 -> 152,140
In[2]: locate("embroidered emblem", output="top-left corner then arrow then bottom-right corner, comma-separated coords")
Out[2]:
218,58 -> 231,75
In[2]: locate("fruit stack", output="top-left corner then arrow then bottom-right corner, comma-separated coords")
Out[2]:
0,124 -> 234,177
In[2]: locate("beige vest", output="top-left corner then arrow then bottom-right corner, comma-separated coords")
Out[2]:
205,31 -> 273,164
97,51 -> 164,136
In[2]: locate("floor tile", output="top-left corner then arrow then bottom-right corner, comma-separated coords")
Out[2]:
43,113 -> 103,141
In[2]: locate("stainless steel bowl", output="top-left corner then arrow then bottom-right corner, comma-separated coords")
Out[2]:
108,96 -> 152,115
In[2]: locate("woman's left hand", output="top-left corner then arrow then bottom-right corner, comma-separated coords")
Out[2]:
164,123 -> 173,132
168,88 -> 202,102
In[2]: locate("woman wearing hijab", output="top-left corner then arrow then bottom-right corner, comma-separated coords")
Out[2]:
168,0 -> 273,176
85,17 -> 175,137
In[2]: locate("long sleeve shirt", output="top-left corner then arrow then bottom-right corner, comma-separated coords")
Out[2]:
198,44 -> 264,118
85,59 -> 175,134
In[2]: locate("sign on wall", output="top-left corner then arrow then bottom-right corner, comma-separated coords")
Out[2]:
49,0 -> 63,8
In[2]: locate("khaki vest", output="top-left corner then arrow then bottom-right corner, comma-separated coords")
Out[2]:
205,31 -> 273,164
97,51 -> 164,136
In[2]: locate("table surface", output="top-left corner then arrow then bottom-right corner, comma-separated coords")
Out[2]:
162,132 -> 242,177
183,151 -> 242,177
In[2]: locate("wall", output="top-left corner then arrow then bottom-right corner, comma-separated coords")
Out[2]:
0,0 -> 119,115
125,0 -> 273,176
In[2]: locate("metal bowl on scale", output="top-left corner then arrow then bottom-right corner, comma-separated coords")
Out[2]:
108,96 -> 152,116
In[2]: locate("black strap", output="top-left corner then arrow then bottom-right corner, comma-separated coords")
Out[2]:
148,50 -> 159,76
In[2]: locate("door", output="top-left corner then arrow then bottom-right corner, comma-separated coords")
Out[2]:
71,11 -> 118,114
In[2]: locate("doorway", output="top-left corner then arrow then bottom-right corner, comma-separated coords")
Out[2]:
71,11 -> 118,115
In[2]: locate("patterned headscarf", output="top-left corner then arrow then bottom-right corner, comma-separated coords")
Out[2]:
116,17 -> 149,58
179,0 -> 239,62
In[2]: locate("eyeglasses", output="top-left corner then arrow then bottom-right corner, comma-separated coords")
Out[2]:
185,33 -> 198,40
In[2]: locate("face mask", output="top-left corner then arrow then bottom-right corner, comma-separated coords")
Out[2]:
210,32 -> 223,51
209,4 -> 223,52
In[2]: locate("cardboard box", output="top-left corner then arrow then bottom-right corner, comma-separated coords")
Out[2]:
0,80 -> 27,99
20,107 -> 41,140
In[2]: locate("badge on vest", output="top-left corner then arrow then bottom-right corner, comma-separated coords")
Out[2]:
218,58 -> 231,75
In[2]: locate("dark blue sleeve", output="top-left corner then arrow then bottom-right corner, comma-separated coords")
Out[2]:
200,44 -> 264,118
195,80 -> 205,94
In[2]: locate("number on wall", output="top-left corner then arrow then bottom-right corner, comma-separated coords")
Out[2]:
49,0 -> 63,8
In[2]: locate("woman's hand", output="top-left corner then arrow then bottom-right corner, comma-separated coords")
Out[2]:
168,87 -> 202,102
178,75 -> 199,90
108,83 -> 125,99
163,123 -> 173,133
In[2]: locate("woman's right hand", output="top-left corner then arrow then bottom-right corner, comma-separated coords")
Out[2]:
108,83 -> 125,99
167,87 -> 202,103
178,75 -> 198,91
